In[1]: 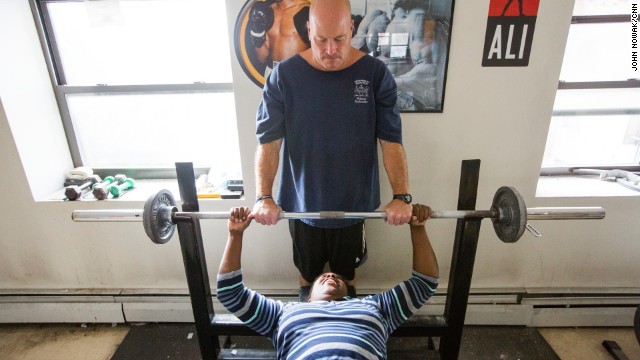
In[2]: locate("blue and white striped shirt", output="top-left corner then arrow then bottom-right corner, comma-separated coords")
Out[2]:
217,270 -> 438,359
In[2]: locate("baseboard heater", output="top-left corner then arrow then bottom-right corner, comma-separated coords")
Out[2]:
0,288 -> 638,327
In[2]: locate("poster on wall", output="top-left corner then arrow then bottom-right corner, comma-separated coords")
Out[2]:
234,0 -> 455,113
482,0 -> 540,67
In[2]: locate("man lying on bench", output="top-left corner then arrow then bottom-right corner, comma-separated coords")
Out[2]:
217,204 -> 439,359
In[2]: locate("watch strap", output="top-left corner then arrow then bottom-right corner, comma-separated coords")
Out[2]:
393,193 -> 412,204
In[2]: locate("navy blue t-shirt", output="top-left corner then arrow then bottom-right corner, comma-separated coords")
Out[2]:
256,54 -> 402,227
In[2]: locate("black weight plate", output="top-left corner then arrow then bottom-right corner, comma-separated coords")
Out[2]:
491,186 -> 527,243
143,189 -> 176,244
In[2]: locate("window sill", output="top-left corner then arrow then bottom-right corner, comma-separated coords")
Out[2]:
44,179 -> 244,203
536,175 -> 640,198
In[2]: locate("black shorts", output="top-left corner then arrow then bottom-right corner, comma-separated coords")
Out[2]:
289,220 -> 367,283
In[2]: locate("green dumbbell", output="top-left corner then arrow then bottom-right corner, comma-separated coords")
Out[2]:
110,178 -> 135,198
93,174 -> 127,200
92,176 -> 115,189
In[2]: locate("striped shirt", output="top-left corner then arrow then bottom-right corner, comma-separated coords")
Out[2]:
217,270 -> 438,359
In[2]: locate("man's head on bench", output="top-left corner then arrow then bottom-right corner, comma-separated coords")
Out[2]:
307,272 -> 348,302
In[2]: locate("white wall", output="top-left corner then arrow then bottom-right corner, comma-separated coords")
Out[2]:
0,0 -> 638,297
0,1 -> 73,201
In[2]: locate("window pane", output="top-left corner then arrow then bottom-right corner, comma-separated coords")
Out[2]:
559,23 -> 632,82
544,89 -> 640,167
572,0 -> 629,16
542,114 -> 640,166
542,1 -> 639,171
554,88 -> 640,113
67,92 -> 242,180
46,0 -> 231,85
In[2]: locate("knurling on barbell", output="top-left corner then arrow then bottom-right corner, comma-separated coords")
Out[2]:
72,187 -> 605,245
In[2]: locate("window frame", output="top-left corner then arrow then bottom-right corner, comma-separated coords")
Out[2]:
29,0 -> 234,179
541,13 -> 640,176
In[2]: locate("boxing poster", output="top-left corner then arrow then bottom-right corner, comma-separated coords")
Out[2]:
482,0 -> 540,67
234,0 -> 455,113
234,0 -> 312,87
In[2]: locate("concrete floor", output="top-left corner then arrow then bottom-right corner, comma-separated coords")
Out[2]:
539,328 -> 640,360
0,324 -> 638,360
0,324 -> 127,360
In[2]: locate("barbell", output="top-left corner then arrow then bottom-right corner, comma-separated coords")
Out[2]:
71,187 -> 605,245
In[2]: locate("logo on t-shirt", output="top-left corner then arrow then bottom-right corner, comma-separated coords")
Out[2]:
354,80 -> 369,104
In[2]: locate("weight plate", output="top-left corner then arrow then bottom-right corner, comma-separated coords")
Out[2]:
491,186 -> 527,243
143,189 -> 176,244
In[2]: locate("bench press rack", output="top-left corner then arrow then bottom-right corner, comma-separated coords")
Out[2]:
169,159 -> 486,359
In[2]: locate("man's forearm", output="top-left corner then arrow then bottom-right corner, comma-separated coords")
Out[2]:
255,140 -> 282,197
380,140 -> 409,194
218,233 -> 244,274
410,226 -> 439,278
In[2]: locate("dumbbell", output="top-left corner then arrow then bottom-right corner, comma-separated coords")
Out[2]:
110,178 -> 135,198
65,175 -> 101,201
93,176 -> 115,189
93,174 -> 127,200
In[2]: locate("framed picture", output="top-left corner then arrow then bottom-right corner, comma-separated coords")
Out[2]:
234,0 -> 455,113
351,0 -> 455,112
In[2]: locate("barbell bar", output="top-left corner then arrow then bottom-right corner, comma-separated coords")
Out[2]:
71,187 -> 605,245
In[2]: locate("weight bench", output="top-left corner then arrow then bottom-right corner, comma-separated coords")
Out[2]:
172,159 -> 485,359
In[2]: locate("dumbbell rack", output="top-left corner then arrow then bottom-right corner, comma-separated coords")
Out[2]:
172,159 -> 484,360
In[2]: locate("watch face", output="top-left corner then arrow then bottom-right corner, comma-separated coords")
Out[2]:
395,194 -> 412,204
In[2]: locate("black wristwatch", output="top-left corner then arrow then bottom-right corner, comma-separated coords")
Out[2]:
393,193 -> 412,204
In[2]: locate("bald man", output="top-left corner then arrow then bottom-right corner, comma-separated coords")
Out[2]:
252,0 -> 414,301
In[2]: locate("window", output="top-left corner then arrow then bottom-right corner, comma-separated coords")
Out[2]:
541,0 -> 640,176
31,0 -> 242,180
